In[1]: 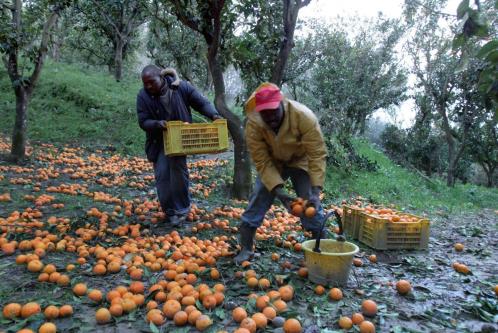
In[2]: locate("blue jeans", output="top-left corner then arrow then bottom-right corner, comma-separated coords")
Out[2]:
241,167 -> 324,232
153,151 -> 191,217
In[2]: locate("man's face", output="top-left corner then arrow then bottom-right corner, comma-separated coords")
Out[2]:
259,103 -> 284,131
142,73 -> 163,96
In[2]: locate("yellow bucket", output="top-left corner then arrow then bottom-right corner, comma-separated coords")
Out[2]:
302,239 -> 359,286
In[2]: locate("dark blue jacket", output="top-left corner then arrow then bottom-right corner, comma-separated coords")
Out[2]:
137,76 -> 219,162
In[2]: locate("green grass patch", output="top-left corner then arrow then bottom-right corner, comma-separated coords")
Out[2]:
325,139 -> 498,213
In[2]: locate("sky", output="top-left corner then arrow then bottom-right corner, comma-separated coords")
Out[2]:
299,0 -> 462,128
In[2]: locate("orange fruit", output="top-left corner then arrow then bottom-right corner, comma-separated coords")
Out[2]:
240,317 -> 257,333
278,285 -> 294,301
21,302 -> 41,318
396,280 -> 412,295
121,299 -> 136,313
291,204 -> 304,216
304,206 -> 316,218
247,277 -> 258,288
329,288 -> 343,301
129,281 -> 145,294
95,308 -> 111,324
361,300 -> 378,317
88,289 -> 103,303
368,254 -> 377,263
297,267 -> 308,278
454,243 -> 464,252
338,316 -> 353,329
59,305 -> 73,317
148,311 -> 164,325
258,278 -> 271,289
351,312 -> 365,325
314,285 -> 325,295
494,285 -> 498,296
38,322 -> 57,333
271,253 -> 280,261
93,264 -> 106,275
109,304 -> 123,317
283,318 -> 302,333
359,320 -> 376,333
163,299 -> 181,319
256,295 -> 270,310
195,314 -> 212,331
262,306 -> 276,320
202,295 -> 217,310
252,312 -> 268,329
43,305 -> 59,319
16,329 -> 34,333
210,268 -> 220,280
174,310 -> 188,326
2,303 -> 22,319
188,309 -> 202,325
73,283 -> 87,296
273,299 -> 288,313
57,274 -> 70,286
232,307 -> 247,323
27,260 -> 44,272
353,258 -> 363,267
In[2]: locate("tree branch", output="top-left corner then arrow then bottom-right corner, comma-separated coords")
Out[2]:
27,8 -> 60,94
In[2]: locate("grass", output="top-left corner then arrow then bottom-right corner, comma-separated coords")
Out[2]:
325,139 -> 498,213
1,61 -> 496,214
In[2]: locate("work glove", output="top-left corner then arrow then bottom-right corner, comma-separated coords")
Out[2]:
271,185 -> 294,210
158,120 -> 167,129
308,186 -> 322,208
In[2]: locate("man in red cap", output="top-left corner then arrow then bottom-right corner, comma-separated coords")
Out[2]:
234,83 -> 328,264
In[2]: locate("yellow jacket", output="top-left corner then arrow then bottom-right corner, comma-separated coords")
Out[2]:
244,83 -> 327,191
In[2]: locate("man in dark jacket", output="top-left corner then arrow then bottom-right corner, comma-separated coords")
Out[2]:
137,65 -> 221,227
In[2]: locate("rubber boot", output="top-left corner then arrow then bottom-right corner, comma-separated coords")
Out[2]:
168,215 -> 182,227
234,224 -> 257,265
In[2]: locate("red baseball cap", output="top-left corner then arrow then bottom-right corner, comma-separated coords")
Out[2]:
254,86 -> 283,112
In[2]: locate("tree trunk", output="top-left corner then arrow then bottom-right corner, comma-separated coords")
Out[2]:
482,164 -> 495,187
114,38 -> 124,81
207,49 -> 252,199
11,87 -> 29,161
270,0 -> 311,85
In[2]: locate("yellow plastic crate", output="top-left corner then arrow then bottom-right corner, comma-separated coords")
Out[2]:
359,213 -> 430,250
163,119 -> 229,156
342,205 -> 365,240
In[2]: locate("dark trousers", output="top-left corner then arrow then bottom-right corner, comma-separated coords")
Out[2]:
241,167 -> 323,232
153,151 -> 191,216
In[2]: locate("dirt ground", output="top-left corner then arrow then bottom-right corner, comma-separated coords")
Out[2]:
0,140 -> 497,333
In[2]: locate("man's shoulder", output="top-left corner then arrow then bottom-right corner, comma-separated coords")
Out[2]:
287,99 -> 317,122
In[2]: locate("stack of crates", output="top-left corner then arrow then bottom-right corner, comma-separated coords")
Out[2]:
164,119 -> 229,156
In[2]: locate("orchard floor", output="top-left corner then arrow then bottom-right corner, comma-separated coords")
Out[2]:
0,138 -> 497,333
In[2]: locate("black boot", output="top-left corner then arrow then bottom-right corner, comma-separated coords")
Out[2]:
234,224 -> 257,265
168,215 -> 182,227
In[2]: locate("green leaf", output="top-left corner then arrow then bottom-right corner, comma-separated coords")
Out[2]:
477,41 -> 498,59
149,322 -> 160,333
457,0 -> 470,19
452,34 -> 467,50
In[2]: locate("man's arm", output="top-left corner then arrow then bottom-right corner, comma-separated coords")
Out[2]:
245,122 -> 284,191
183,82 -> 221,120
137,95 -> 166,131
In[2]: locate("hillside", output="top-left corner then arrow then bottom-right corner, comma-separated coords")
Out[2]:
1,62 -> 497,213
